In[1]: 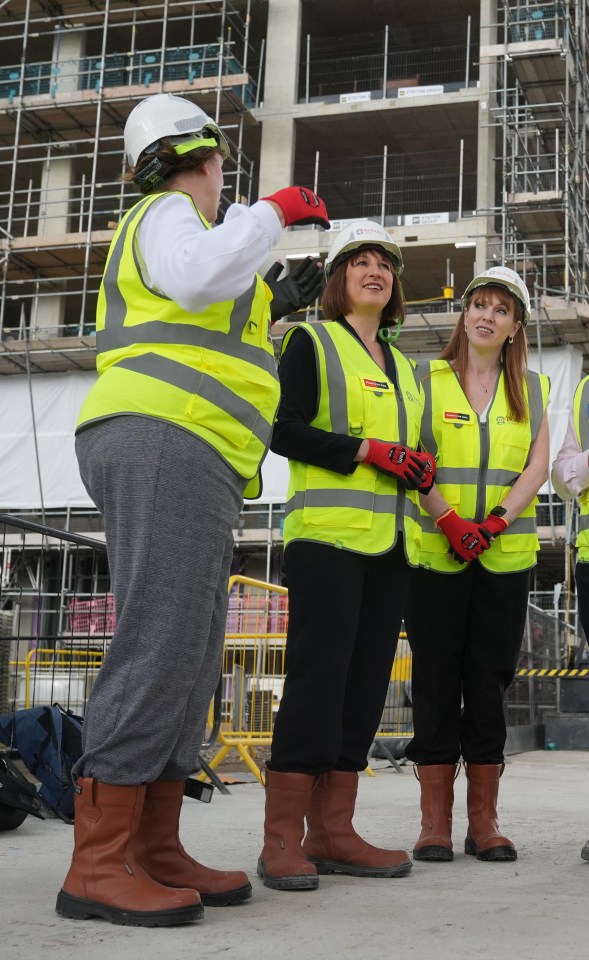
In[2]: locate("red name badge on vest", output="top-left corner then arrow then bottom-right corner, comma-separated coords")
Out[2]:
444,411 -> 470,422
363,378 -> 389,391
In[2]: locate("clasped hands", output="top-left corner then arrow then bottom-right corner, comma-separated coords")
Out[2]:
364,439 -> 436,494
436,509 -> 509,564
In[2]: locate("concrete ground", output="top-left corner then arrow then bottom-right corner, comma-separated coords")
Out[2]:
1,750 -> 587,960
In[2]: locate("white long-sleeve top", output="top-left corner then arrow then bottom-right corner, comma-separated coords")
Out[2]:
551,412 -> 589,500
137,194 -> 282,314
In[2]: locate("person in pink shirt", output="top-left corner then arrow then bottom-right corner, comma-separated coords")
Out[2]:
551,373 -> 589,863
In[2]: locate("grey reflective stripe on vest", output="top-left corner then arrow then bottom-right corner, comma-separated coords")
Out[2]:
115,353 -> 271,445
579,380 -> 589,451
284,488 -> 419,520
420,514 -> 536,537
96,196 -> 271,372
96,196 -> 153,353
415,362 -> 436,456
309,324 -> 350,434
527,370 -> 545,441
307,323 -> 414,440
98,284 -> 268,369
579,514 -> 589,532
436,466 -> 520,487
419,365 -> 543,478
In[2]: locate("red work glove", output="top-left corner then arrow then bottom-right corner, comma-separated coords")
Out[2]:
364,439 -> 426,489
480,510 -> 509,542
415,451 -> 436,495
260,186 -> 330,229
436,509 -> 491,564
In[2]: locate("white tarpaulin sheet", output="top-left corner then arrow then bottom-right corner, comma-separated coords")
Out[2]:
0,344 -> 583,509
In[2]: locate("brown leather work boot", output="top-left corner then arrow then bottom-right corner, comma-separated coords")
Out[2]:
302,770 -> 412,877
131,779 -> 252,906
257,767 -> 319,891
464,763 -> 517,861
55,778 -> 202,926
412,763 -> 459,862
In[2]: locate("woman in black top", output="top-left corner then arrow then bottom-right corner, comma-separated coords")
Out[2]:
258,220 -> 435,892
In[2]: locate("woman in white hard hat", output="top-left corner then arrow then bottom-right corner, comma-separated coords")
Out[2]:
56,93 -> 329,927
257,220 -> 436,891
405,267 -> 549,865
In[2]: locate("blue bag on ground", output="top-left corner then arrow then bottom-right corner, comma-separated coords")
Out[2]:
0,704 -> 83,823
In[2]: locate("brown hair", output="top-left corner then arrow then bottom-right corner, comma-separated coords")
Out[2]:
122,139 -> 221,194
440,286 -> 528,421
321,249 -> 406,328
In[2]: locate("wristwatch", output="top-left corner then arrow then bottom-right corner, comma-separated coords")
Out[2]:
490,505 -> 508,518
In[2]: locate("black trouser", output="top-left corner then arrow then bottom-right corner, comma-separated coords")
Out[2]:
270,539 -> 413,775
575,560 -> 589,645
404,562 -> 531,765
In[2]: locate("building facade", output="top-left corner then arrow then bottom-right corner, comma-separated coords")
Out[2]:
0,0 -> 588,630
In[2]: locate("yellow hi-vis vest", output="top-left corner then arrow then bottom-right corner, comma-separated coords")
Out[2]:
76,192 -> 280,499
416,360 -> 549,574
282,322 -> 424,562
573,375 -> 589,560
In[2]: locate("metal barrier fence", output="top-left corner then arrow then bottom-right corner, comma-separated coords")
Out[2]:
0,520 -> 414,783
0,42 -> 256,107
504,602 -> 568,729
299,27 -> 479,102
200,575 -> 415,783
294,148 -> 477,225
0,514 -> 112,717
0,514 -> 582,785
207,576 -> 287,781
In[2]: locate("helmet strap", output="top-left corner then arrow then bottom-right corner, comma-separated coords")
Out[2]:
133,155 -> 169,192
378,320 -> 402,344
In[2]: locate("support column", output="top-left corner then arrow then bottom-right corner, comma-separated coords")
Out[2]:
257,0 -> 300,195
475,0 -> 499,276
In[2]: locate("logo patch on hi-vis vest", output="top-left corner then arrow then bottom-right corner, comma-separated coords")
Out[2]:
444,411 -> 470,422
363,378 -> 389,390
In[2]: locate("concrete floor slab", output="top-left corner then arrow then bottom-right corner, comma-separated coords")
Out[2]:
1,751 -> 587,960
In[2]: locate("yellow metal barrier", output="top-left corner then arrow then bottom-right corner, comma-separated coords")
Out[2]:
201,575 -> 288,784
10,648 -> 104,709
201,577 -> 414,784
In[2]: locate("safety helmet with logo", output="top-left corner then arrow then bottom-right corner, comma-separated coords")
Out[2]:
124,93 -> 230,168
461,266 -> 531,326
324,220 -> 404,279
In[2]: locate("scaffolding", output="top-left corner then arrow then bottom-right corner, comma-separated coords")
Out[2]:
486,1 -> 589,305
0,0 -> 587,628
0,0 -> 260,343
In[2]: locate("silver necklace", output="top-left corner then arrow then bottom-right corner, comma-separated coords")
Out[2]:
472,369 -> 499,394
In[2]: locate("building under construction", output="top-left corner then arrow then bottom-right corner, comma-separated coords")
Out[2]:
1,1 -> 589,710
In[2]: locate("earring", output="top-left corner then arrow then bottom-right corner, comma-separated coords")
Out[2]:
508,335 -> 514,344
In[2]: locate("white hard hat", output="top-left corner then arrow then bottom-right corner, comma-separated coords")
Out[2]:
124,93 -> 230,168
462,266 -> 531,325
324,220 -> 404,278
